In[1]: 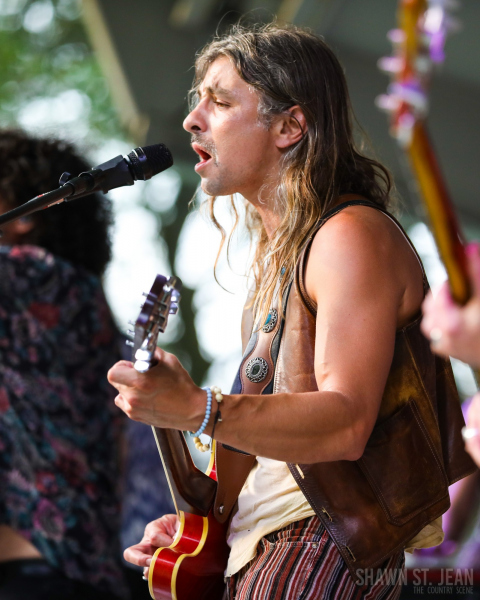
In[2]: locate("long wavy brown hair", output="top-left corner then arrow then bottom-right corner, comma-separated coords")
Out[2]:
191,22 -> 393,326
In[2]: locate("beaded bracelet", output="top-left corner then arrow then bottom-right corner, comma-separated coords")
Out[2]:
189,387 -> 212,438
191,386 -> 223,453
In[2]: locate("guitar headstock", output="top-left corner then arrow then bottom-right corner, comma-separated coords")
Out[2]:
376,0 -> 460,146
130,274 -> 182,373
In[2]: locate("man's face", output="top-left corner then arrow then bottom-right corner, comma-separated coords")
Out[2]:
183,56 -> 280,201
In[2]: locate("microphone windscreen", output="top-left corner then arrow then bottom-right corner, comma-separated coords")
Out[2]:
127,143 -> 174,181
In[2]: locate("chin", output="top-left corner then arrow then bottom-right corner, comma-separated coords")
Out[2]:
200,179 -> 233,198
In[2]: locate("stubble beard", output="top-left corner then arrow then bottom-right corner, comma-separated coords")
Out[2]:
200,172 -> 231,197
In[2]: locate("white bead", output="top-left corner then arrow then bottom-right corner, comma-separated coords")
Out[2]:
215,393 -> 223,402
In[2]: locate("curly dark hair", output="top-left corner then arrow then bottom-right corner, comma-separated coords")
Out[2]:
0,130 -> 113,276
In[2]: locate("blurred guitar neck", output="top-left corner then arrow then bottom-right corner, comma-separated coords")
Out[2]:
407,120 -> 471,305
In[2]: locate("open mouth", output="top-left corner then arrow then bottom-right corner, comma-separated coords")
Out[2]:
192,143 -> 213,170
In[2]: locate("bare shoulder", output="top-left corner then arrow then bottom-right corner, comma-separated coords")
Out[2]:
313,204 -> 402,250
305,205 -> 424,324
307,205 -> 403,276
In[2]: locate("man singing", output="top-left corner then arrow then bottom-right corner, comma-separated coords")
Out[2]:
108,23 -> 474,599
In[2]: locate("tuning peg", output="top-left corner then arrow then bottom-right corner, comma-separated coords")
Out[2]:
126,329 -> 135,337
390,81 -> 428,113
387,28 -> 405,46
134,360 -> 150,373
135,349 -> 153,363
375,93 -> 401,114
128,320 -> 135,326
125,340 -> 134,347
378,56 -> 403,75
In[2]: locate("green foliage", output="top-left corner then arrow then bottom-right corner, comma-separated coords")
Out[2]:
0,0 -> 210,383
0,0 -> 123,144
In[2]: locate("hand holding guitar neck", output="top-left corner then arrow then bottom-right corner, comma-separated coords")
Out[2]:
421,244 -> 480,366
108,274 -> 229,600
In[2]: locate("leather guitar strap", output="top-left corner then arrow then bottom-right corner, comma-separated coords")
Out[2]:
213,282 -> 291,523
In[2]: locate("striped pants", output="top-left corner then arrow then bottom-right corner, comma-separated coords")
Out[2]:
224,516 -> 404,600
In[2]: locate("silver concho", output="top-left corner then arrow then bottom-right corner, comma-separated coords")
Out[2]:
262,308 -> 278,333
245,357 -> 269,383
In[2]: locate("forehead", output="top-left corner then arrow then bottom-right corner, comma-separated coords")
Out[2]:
198,55 -> 254,98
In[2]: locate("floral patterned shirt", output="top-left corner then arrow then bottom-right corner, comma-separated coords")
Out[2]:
0,245 -> 126,597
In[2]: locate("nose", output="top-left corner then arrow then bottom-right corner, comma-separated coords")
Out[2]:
183,102 -> 205,134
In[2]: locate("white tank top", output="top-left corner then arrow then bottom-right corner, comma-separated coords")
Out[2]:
225,457 -> 315,577
226,457 -> 443,577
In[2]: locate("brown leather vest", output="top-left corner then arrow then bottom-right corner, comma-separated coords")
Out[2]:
213,201 -> 476,581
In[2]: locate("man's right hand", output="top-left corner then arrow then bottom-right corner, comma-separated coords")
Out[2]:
123,514 -> 179,568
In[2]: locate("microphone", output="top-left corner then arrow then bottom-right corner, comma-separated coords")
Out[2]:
0,143 -> 173,228
60,143 -> 174,197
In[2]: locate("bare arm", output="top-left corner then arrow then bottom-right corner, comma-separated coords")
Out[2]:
109,208 -> 423,464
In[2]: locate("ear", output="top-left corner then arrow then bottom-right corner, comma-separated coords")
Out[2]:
273,105 -> 307,150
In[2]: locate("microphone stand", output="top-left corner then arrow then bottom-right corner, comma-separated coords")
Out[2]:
0,153 -> 136,230
0,175 -> 97,230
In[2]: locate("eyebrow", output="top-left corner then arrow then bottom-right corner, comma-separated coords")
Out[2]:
201,85 -> 235,99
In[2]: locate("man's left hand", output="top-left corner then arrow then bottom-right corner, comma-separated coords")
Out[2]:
107,347 -> 206,431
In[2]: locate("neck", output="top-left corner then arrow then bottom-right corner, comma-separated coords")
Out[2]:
255,204 -> 279,239
244,178 -> 281,240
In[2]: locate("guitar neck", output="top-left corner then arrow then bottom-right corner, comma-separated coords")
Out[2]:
131,273 -> 217,517
151,426 -> 216,517
407,121 -> 471,305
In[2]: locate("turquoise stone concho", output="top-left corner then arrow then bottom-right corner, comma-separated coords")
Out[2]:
262,308 -> 278,333
245,357 -> 269,383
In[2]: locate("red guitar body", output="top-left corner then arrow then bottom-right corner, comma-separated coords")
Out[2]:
148,449 -> 229,600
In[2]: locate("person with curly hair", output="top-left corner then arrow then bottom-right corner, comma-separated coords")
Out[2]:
0,130 -> 127,599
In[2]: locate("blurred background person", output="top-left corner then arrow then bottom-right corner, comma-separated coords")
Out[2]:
0,129 -> 127,600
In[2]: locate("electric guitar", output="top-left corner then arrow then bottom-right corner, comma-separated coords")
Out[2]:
130,274 -> 229,600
